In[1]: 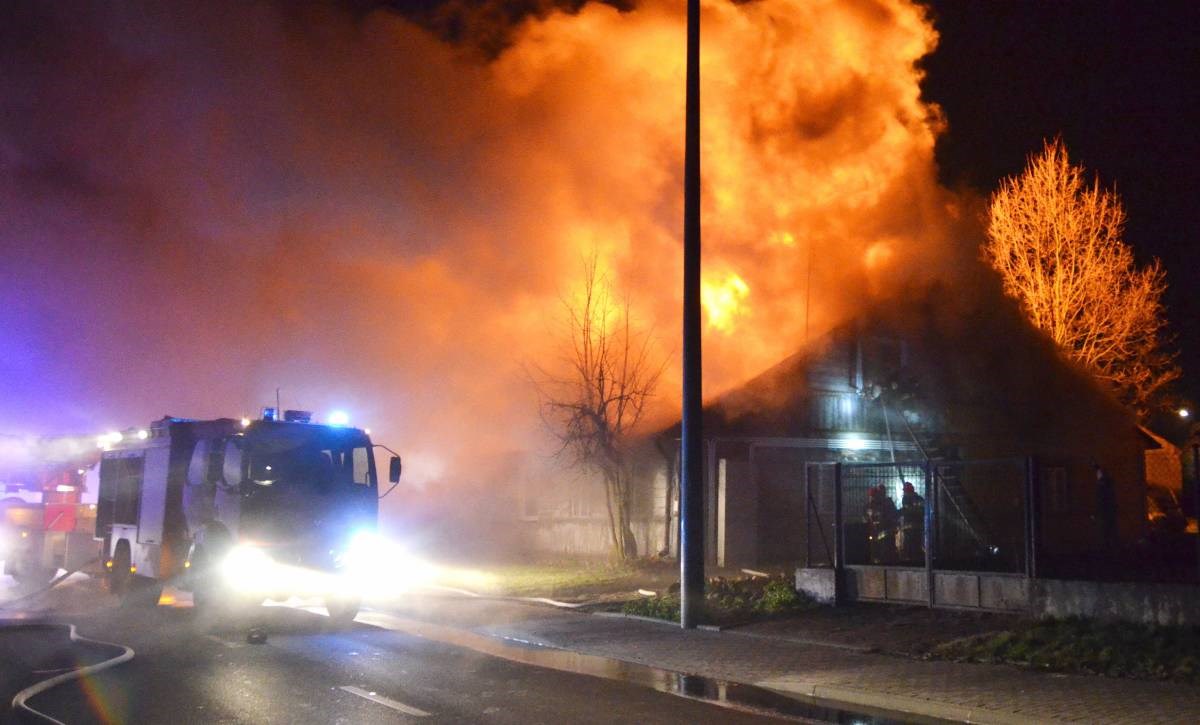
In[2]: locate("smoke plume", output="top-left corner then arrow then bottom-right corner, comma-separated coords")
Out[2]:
1,0 -> 969,513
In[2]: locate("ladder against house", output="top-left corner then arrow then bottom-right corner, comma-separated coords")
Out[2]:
932,465 -> 991,555
890,404 -> 992,555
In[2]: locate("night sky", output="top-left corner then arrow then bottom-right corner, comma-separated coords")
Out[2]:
920,0 -> 1200,404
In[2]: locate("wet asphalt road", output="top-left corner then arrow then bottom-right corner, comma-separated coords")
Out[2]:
4,603 -> 787,724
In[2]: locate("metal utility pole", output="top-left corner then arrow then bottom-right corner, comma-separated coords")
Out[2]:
680,0 -> 704,630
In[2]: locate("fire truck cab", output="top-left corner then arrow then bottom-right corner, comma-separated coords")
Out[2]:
96,411 -> 399,620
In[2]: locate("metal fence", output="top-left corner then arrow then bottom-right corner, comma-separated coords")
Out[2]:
933,459 -> 1028,573
804,458 -> 1033,576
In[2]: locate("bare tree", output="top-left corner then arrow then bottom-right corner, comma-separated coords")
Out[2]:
984,139 -> 1179,415
534,257 -> 664,559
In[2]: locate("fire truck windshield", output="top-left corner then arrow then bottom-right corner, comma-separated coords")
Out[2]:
244,428 -> 375,492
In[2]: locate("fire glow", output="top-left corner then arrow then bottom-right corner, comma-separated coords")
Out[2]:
1,0 -> 962,493
701,273 -> 750,333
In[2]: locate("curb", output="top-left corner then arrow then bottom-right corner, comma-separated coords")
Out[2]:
414,592 -> 1075,724
588,610 -> 1003,722
396,596 -> 995,724
360,606 -> 958,724
758,679 -> 1034,725
589,610 -> 879,651
591,610 -> 725,631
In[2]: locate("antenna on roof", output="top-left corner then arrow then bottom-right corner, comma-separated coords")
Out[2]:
804,241 -> 813,349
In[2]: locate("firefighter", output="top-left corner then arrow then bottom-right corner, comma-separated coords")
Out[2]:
897,481 -> 925,563
864,485 -> 898,564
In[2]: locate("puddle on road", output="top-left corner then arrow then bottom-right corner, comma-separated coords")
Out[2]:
354,610 -> 944,724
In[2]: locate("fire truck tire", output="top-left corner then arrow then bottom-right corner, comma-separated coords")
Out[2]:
109,540 -> 132,596
189,545 -> 215,610
324,596 -> 361,626
188,523 -> 232,611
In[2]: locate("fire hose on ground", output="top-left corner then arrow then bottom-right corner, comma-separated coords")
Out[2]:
2,560 -> 135,724
6,623 -> 134,725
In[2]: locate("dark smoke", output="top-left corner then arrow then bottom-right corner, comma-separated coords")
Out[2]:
348,0 -> 635,56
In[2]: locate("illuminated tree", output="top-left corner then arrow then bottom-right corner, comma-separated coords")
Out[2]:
984,139 -> 1178,415
534,256 -> 663,559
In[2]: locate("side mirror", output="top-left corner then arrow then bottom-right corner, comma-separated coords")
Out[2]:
388,455 -> 402,484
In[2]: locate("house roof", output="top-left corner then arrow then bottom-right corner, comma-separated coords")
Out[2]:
660,277 -> 1140,462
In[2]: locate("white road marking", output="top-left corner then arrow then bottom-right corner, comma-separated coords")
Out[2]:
339,685 -> 431,717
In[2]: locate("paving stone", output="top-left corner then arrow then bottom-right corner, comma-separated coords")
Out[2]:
401,596 -> 1200,724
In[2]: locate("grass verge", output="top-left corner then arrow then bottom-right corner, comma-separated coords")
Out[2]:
620,576 -> 817,626
930,617 -> 1200,683
473,561 -> 673,601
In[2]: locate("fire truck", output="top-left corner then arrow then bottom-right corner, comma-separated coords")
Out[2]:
96,410 -> 400,621
1,441 -> 101,587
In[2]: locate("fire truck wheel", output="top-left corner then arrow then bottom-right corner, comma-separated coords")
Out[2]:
189,545 -> 215,610
324,596 -> 361,626
109,540 -> 132,596
189,523 -> 232,611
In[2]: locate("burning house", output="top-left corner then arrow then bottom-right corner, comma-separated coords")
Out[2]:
649,279 -> 1149,573
514,277 -> 1149,571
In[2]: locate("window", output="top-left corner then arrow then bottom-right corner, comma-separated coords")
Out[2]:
351,447 -> 373,486
100,454 -> 145,525
322,446 -> 374,488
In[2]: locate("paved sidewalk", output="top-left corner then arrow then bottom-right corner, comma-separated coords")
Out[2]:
389,595 -> 1200,724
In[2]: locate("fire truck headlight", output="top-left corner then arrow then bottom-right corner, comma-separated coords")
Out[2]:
221,545 -> 273,590
342,530 -> 383,574
339,530 -> 438,595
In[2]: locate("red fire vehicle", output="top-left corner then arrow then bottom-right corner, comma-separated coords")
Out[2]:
0,440 -> 101,586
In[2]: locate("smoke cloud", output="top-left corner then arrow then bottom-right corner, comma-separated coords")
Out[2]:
1,0 -> 970,517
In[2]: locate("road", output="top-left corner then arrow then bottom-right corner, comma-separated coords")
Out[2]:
2,598 -> 791,724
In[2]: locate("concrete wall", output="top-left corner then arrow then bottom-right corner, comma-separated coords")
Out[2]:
796,565 -> 1200,626
795,567 -> 836,604
841,566 -> 929,604
1031,579 -> 1200,627
933,571 -> 1028,611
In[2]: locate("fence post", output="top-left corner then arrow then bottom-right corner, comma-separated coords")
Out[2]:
925,461 -> 936,608
1024,456 -> 1040,580
833,462 -> 843,605
803,466 -> 811,569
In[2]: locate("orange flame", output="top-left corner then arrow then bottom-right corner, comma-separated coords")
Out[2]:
701,273 -> 750,333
